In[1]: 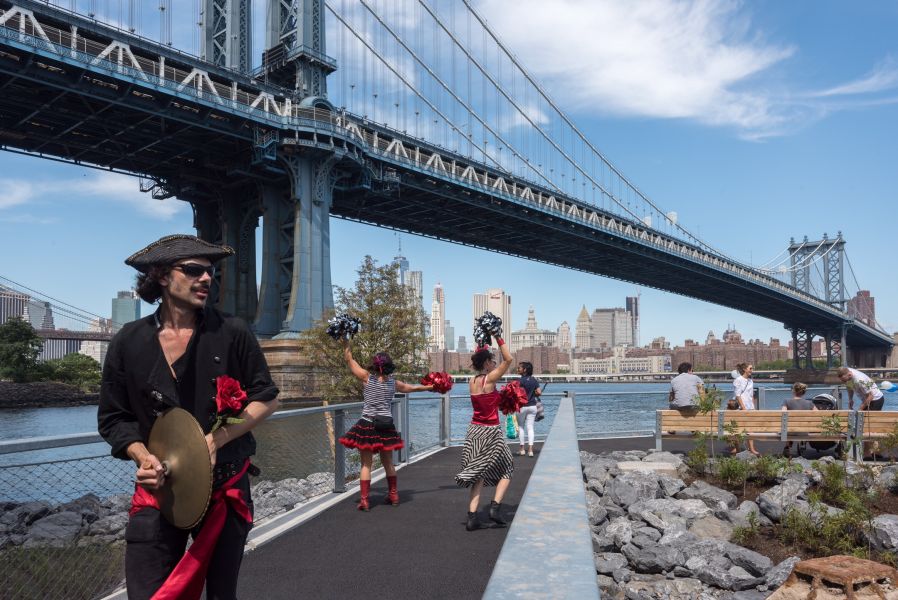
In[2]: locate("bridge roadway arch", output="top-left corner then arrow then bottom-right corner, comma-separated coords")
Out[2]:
0,0 -> 890,359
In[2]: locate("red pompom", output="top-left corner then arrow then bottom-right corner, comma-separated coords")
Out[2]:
421,371 -> 454,394
499,380 -> 528,415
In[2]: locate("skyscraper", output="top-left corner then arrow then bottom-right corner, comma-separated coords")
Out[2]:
626,294 -> 640,348
472,288 -> 512,338
394,236 -> 423,312
430,283 -> 446,351
556,321 -> 571,350
457,336 -> 468,353
848,291 -> 876,328
445,320 -> 455,351
591,307 -> 632,348
112,290 -> 141,332
575,305 -> 591,350
0,285 -> 28,326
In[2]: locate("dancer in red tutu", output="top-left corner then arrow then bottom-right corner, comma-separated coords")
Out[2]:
455,338 -> 514,531
338,341 -> 433,510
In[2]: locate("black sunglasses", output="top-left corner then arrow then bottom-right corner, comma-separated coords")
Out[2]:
173,263 -> 215,278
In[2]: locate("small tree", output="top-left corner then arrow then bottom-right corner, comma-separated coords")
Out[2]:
695,386 -> 724,457
299,256 -> 430,402
0,317 -> 44,382
44,353 -> 102,392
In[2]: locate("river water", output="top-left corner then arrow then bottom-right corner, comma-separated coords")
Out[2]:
1,382 -> 891,503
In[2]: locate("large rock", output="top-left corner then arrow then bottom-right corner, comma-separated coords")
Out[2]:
593,552 -> 628,574
60,494 -> 102,524
616,461 -> 679,477
687,555 -> 759,591
620,574 -> 705,600
726,500 -> 772,528
764,556 -> 800,589
642,450 -> 685,468
688,515 -> 734,541
845,461 -> 875,488
607,471 -> 661,508
606,517 -> 633,548
676,480 -> 738,511
87,513 -> 128,537
725,543 -> 773,575
658,474 -> 686,497
591,531 -> 616,553
757,478 -> 807,522
875,465 -> 898,490
586,500 -> 608,527
0,501 -> 51,531
583,462 -> 611,485
621,542 -> 684,574
23,511 -> 83,547
867,514 -> 898,551
628,498 -> 713,530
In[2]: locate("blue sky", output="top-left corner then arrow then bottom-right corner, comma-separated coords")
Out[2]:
1,1 -> 897,347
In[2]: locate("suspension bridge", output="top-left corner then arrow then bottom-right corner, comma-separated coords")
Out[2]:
0,0 -> 891,368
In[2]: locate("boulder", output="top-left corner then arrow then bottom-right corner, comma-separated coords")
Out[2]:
726,500 -> 772,528
621,542 -> 684,574
60,494 -> 102,524
725,543 -> 773,576
619,574 -> 704,600
586,501 -> 608,527
867,514 -> 898,551
688,515 -> 734,541
764,556 -> 800,589
87,513 -> 128,537
0,501 -> 51,529
676,480 -> 738,511
628,498 -> 713,528
593,552 -> 628,575
658,474 -> 686,497
607,471 -> 661,508
591,531 -> 616,553
617,461 -> 679,477
757,478 -> 808,522
583,462 -> 611,484
642,450 -> 685,468
23,511 -> 83,547
606,517 -> 633,548
632,526 -> 661,542
875,465 -> 898,490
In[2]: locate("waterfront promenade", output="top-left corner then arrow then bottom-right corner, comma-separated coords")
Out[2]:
234,436 -> 791,599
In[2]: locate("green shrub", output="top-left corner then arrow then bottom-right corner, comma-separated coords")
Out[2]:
731,509 -> 761,545
752,455 -> 792,485
686,433 -> 709,474
717,456 -> 750,490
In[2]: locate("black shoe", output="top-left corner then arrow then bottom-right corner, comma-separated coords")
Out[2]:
489,501 -> 507,526
466,511 -> 481,531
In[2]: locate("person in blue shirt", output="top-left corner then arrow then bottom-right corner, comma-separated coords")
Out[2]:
515,361 -> 541,457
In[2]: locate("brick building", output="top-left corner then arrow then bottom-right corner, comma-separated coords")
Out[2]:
672,327 -> 789,370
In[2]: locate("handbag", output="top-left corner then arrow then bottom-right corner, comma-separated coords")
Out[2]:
372,415 -> 394,431
535,400 -> 545,422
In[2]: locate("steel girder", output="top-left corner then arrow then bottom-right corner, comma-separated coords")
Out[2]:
202,0 -> 252,73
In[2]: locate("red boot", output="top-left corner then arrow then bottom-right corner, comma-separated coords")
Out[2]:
385,475 -> 399,506
357,479 -> 370,511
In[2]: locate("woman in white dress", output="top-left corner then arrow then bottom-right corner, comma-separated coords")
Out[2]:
733,363 -> 760,456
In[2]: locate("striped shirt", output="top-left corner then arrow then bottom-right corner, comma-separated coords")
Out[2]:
362,374 -> 395,418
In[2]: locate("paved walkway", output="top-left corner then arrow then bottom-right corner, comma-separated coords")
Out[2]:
237,436 -> 795,599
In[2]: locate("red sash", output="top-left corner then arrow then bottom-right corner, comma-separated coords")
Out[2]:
129,460 -> 253,600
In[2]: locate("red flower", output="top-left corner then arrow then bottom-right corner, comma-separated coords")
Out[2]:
215,375 -> 247,416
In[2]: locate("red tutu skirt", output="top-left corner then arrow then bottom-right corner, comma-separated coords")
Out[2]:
339,417 -> 405,452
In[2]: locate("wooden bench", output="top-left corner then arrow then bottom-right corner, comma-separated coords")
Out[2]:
656,409 -> 854,452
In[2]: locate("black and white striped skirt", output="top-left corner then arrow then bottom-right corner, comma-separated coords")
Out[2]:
455,423 -> 514,488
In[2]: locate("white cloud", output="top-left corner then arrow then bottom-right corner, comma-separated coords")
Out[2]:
0,180 -> 35,210
476,0 -> 794,135
814,56 -> 898,97
0,172 -> 184,220
67,172 -> 185,220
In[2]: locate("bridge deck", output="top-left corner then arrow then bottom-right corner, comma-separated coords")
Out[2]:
235,437 -> 720,599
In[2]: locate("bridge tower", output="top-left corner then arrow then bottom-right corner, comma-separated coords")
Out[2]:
201,0 -> 252,73
787,233 -> 847,370
261,0 -> 336,96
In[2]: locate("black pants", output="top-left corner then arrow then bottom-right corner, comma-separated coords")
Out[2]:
124,473 -> 253,600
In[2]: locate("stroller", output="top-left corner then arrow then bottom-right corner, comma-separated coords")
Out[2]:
796,393 -> 843,457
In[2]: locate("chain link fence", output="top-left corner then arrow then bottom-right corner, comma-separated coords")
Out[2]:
0,395 -> 453,599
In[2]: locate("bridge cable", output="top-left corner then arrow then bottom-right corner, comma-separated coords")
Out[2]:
0,275 -> 116,327
327,3 -> 514,177
458,0 -> 734,260
844,253 -> 886,332
351,0 -> 562,192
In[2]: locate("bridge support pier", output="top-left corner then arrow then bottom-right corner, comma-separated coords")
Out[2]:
193,190 -> 260,326
791,328 -> 814,370
269,153 -> 336,338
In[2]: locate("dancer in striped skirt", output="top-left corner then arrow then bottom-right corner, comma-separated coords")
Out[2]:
339,341 -> 434,511
456,337 -> 514,531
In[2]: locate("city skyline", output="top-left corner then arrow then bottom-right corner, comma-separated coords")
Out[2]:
1,2 -> 896,349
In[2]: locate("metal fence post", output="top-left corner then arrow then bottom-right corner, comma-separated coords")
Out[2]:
401,394 -> 410,463
333,409 -> 346,493
440,393 -> 451,447
759,387 -> 767,410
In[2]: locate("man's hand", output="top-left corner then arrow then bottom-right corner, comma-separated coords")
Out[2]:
205,432 -> 218,468
136,454 -> 165,490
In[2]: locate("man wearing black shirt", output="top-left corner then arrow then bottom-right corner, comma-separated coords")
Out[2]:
98,234 -> 279,600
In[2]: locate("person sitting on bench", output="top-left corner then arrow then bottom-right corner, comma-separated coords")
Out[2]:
781,382 -> 817,458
